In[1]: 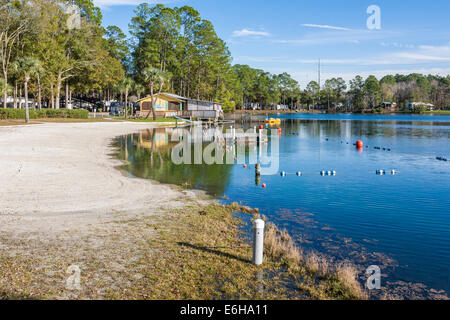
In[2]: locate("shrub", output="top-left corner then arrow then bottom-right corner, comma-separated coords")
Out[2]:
411,104 -> 427,114
374,107 -> 384,113
0,108 -> 89,120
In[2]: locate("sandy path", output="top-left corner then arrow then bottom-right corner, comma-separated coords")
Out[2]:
0,121 -> 193,236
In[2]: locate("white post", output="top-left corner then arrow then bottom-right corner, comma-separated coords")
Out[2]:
253,219 -> 265,266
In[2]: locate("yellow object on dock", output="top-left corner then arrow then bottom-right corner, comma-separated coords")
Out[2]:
264,118 -> 281,125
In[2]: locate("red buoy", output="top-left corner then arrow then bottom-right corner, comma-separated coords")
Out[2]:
356,140 -> 364,148
262,183 -> 267,189
243,164 -> 247,168
259,125 -> 264,130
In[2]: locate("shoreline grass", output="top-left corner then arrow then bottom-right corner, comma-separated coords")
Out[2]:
0,200 -> 365,300
1,197 -> 447,300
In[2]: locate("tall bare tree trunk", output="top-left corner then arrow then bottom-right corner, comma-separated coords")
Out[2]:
197,69 -> 201,100
124,88 -> 128,119
65,82 -> 69,109
13,82 -> 17,108
37,75 -> 42,110
187,62 -> 190,98
2,70 -> 7,108
145,82 -> 155,120
24,78 -> 29,123
55,74 -> 62,109
51,83 -> 54,109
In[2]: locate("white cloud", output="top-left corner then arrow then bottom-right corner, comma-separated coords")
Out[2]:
274,38 -> 359,45
94,0 -> 140,6
392,52 -> 450,62
381,42 -> 415,49
273,29 -> 395,46
417,45 -> 450,55
232,29 -> 271,37
301,24 -> 352,31
387,45 -> 450,63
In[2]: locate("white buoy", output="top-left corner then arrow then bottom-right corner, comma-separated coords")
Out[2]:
391,170 -> 397,175
252,219 -> 265,266
320,170 -> 326,176
296,171 -> 302,176
332,171 -> 337,176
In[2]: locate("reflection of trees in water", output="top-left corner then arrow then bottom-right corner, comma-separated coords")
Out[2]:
116,128 -> 234,195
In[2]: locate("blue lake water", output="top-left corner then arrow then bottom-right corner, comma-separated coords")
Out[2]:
115,113 -> 450,298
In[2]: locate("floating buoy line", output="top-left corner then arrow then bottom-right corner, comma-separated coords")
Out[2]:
245,166 -> 400,177
320,137 -> 393,152
286,136 -> 447,163
286,135 -> 393,153
242,138 -> 404,189
276,170 -> 398,176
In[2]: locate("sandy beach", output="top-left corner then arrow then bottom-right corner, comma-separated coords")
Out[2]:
0,121 -> 206,299
0,121 -> 197,236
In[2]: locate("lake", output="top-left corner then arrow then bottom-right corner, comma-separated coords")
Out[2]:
114,113 -> 450,298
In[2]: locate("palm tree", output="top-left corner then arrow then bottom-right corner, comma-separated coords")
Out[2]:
35,65 -> 44,110
12,57 -> 42,123
119,77 -> 134,119
142,67 -> 170,120
133,82 -> 145,100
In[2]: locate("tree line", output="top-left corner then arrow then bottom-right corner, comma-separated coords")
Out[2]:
1,0 -> 449,122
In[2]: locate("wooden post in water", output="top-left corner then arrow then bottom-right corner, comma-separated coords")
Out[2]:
255,162 -> 261,176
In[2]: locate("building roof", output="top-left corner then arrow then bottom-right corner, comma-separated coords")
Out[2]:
137,92 -> 223,106
408,102 -> 434,106
161,92 -> 188,101
136,93 -> 183,103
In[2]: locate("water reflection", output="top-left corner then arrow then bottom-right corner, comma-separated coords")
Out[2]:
114,115 -> 450,297
116,127 -> 235,195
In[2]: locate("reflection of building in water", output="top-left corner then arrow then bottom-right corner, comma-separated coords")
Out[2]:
169,125 -> 226,143
138,129 -> 177,151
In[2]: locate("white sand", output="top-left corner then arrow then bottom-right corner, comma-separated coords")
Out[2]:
0,121 -> 195,236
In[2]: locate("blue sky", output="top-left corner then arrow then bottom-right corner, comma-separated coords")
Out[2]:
95,0 -> 450,87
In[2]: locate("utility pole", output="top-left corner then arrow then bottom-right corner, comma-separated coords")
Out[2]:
318,59 -> 321,90
318,59 -> 321,110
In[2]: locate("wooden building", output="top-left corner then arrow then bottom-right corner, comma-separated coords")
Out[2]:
136,93 -> 186,118
185,99 -> 224,121
381,102 -> 398,112
137,92 -> 223,121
